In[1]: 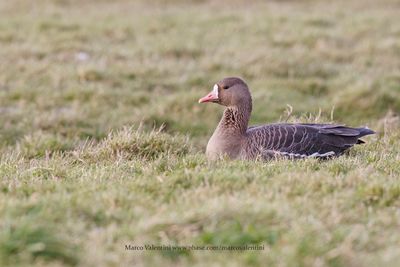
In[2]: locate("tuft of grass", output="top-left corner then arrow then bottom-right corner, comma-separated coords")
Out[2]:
15,132 -> 75,159
74,126 -> 192,162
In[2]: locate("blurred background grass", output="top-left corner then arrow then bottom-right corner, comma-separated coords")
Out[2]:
1,0 -> 399,151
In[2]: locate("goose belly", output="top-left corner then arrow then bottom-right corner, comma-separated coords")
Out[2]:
206,133 -> 242,160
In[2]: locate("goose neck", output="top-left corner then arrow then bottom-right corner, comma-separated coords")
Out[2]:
217,105 -> 250,135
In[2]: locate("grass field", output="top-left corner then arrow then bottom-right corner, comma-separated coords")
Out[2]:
1,0 -> 400,266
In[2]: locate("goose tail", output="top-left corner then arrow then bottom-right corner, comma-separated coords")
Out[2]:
356,127 -> 375,144
357,127 -> 375,138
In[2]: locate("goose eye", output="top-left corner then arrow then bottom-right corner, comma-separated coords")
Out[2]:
222,85 -> 229,90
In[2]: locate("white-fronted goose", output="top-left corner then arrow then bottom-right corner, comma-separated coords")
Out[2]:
198,77 -> 375,160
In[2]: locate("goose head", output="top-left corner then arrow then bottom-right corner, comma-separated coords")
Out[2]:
198,77 -> 252,108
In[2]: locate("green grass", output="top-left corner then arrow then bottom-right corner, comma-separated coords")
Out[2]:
0,0 -> 400,266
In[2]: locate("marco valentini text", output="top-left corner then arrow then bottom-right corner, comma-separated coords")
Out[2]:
125,244 -> 265,251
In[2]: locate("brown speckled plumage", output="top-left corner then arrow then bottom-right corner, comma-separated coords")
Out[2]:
199,77 -> 375,160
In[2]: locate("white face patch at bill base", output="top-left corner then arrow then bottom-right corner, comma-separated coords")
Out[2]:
213,84 -> 219,98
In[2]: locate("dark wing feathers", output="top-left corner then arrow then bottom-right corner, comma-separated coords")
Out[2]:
319,126 -> 361,136
246,123 -> 374,159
